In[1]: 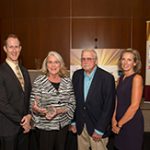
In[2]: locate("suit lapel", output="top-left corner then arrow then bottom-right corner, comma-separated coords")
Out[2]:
80,70 -> 85,102
5,63 -> 24,91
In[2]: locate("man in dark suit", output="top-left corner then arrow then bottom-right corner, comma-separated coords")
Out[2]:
70,49 -> 116,150
0,34 -> 32,150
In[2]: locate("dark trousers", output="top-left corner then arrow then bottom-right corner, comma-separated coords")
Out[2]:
34,126 -> 69,150
65,131 -> 77,150
0,129 -> 29,150
29,129 -> 40,150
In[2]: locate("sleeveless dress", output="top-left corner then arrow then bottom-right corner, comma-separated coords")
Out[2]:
114,74 -> 144,150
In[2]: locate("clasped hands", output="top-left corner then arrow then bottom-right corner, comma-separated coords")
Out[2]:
20,114 -> 32,134
112,120 -> 121,134
32,100 -> 68,120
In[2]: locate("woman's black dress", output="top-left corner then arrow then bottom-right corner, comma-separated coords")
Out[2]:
114,74 -> 144,150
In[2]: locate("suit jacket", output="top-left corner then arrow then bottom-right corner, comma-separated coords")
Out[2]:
0,62 -> 31,136
72,67 -> 116,137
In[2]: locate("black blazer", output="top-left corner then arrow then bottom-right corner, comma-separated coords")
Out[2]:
0,62 -> 31,136
72,67 -> 116,137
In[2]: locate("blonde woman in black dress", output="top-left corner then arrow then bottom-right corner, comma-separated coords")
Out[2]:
112,49 -> 144,150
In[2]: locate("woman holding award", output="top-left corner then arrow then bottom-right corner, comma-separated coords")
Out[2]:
30,51 -> 76,150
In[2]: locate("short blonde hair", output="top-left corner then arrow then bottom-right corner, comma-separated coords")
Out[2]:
41,51 -> 69,77
118,49 -> 142,73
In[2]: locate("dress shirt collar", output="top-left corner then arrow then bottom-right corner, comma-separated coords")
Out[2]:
5,58 -> 20,75
84,66 -> 97,79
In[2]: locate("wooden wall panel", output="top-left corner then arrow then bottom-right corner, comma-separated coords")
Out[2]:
144,1 -> 150,18
72,19 -> 96,48
96,19 -> 131,48
130,0 -> 144,18
72,0 -> 144,18
0,0 -> 13,18
0,19 -> 2,63
72,0 -> 132,17
12,18 -> 70,69
132,19 -> 146,78
0,0 -> 149,75
13,0 -> 70,18
72,18 -> 131,48
0,18 -> 17,63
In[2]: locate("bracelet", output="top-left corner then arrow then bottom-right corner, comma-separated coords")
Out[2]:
116,124 -> 122,128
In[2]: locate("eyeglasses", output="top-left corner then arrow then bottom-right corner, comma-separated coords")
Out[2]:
81,57 -> 95,61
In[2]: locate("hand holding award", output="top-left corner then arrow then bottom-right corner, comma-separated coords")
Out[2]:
45,105 -> 57,120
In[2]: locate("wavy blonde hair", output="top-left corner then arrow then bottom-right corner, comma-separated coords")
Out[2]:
41,51 -> 69,77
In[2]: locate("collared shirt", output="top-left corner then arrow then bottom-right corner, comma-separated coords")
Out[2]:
6,59 -> 23,78
83,66 -> 104,136
84,66 -> 97,101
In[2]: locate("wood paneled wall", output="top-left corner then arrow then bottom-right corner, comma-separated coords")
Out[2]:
0,0 -> 149,78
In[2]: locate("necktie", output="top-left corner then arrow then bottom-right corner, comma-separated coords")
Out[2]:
15,65 -> 25,90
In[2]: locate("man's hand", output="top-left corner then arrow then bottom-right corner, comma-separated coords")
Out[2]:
20,114 -> 32,133
22,123 -> 31,133
92,131 -> 102,142
69,124 -> 77,134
